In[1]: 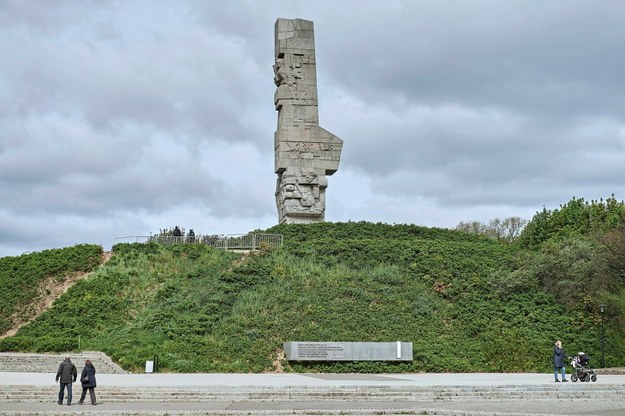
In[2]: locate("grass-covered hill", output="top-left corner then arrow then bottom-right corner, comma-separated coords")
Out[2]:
0,244 -> 103,335
1,199 -> 624,373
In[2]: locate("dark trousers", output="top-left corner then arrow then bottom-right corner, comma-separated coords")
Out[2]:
79,387 -> 96,404
58,382 -> 72,404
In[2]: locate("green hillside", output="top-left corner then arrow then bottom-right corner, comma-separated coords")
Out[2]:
1,199 -> 624,373
0,244 -> 103,334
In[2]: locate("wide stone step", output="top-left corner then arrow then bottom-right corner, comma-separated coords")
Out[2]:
2,384 -> 625,403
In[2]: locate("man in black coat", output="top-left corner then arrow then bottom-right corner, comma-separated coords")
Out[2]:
173,226 -> 182,243
55,356 -> 77,405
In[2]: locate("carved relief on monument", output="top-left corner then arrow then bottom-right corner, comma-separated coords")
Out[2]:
276,167 -> 327,222
273,18 -> 343,224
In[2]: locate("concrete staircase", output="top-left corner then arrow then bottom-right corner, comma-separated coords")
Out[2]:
2,383 -> 625,403
0,351 -> 126,374
2,353 -> 625,415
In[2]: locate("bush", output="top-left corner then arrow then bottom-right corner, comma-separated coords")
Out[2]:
0,244 -> 102,334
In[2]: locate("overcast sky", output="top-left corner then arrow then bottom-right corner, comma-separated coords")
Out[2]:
1,0 -> 625,257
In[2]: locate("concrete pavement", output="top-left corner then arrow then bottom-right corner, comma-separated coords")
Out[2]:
2,372 -> 625,415
4,371 -> 625,386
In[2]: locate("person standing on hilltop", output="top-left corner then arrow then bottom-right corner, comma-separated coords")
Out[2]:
173,226 -> 182,243
553,340 -> 568,382
55,356 -> 77,405
78,359 -> 97,405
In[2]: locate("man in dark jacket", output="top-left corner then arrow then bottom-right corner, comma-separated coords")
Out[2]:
55,356 -> 77,405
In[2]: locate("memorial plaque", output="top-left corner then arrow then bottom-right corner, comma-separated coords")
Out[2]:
295,342 -> 351,360
284,341 -> 413,361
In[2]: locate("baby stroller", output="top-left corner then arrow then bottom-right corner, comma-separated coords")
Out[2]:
569,352 -> 597,382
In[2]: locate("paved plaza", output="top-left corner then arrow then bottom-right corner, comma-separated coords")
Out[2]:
1,372 -> 625,415
3,370 -> 598,387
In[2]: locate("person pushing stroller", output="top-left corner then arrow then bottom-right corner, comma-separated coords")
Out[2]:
553,340 -> 568,382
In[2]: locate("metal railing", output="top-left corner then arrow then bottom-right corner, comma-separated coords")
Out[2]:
114,233 -> 283,251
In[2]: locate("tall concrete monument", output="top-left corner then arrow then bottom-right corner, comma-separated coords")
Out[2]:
273,18 -> 343,224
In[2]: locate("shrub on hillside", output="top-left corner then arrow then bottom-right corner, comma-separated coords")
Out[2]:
0,244 -> 102,334
518,196 -> 625,249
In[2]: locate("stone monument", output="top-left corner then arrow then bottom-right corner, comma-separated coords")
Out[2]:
273,18 -> 343,224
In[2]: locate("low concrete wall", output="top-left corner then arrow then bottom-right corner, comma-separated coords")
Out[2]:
0,351 -> 127,374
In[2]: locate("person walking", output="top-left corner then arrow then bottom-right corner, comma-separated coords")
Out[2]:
55,356 -> 77,405
78,359 -> 97,405
553,340 -> 568,382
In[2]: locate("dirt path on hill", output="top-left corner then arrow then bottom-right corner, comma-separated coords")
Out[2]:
0,251 -> 113,340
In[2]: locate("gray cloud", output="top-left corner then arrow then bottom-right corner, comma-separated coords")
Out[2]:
1,0 -> 625,256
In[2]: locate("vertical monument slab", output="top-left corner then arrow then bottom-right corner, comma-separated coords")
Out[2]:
273,18 -> 343,224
